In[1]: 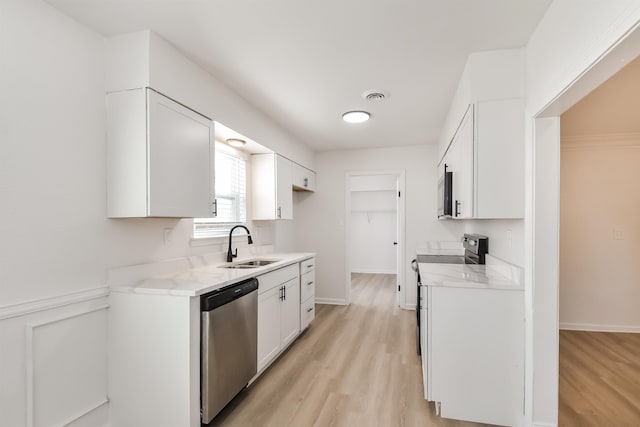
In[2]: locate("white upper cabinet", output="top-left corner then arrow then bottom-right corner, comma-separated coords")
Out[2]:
438,48 -> 525,219
292,163 -> 316,192
252,153 -> 293,220
107,88 -> 215,218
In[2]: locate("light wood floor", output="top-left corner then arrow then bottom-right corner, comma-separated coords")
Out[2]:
559,330 -> 640,426
210,273 -> 487,427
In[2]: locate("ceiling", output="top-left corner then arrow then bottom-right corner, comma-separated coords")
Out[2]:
47,0 -> 552,152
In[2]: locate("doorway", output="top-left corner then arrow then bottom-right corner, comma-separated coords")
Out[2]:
345,171 -> 406,307
555,56 -> 640,424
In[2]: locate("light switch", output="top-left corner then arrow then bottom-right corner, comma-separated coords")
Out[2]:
164,228 -> 173,245
613,229 -> 624,240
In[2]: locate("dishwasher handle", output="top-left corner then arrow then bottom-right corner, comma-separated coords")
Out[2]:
201,278 -> 259,311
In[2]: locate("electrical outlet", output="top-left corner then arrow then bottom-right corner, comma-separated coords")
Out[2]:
163,228 -> 173,245
613,229 -> 624,240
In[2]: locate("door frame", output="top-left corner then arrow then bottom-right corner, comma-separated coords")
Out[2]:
526,26 -> 640,426
344,170 -> 406,307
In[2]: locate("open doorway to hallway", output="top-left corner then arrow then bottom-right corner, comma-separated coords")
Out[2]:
558,55 -> 640,425
345,172 -> 405,307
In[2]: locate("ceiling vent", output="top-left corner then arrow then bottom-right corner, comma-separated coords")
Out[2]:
362,90 -> 388,102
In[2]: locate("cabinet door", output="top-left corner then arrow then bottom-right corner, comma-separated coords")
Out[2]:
300,297 -> 315,330
258,286 -> 281,372
280,278 -> 300,348
292,164 -> 316,192
275,155 -> 293,219
475,99 -> 524,219
449,105 -> 474,218
300,270 -> 315,303
147,89 -> 215,217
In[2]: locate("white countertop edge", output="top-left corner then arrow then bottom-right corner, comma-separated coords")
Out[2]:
417,262 -> 523,291
109,252 -> 316,297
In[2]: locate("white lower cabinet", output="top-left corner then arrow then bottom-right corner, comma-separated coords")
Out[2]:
280,278 -> 301,348
256,264 -> 301,373
299,257 -> 315,330
426,285 -> 524,426
257,287 -> 282,371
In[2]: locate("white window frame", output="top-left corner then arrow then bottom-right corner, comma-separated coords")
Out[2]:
193,143 -> 248,240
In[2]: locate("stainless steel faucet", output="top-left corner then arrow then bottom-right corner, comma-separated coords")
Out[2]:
227,225 -> 253,262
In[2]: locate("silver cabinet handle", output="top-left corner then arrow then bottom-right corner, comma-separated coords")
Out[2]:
279,286 -> 284,301
277,206 -> 282,219
306,307 -> 313,313
307,281 -> 313,286
212,199 -> 217,217
303,177 -> 308,187
306,264 -> 313,268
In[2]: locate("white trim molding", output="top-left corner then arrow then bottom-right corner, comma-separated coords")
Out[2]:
315,298 -> 348,306
0,287 -> 109,321
560,322 -> 640,333
561,132 -> 640,151
532,423 -> 557,427
350,268 -> 397,275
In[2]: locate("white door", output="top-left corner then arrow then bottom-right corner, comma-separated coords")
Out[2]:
147,89 -> 214,217
257,287 -> 281,371
280,278 -> 300,348
450,105 -> 474,218
395,178 -> 402,306
275,155 -> 293,219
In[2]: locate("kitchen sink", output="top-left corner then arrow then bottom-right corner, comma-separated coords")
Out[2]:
220,259 -> 280,269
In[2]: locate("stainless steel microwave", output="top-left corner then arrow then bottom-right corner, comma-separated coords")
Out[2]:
437,164 -> 453,218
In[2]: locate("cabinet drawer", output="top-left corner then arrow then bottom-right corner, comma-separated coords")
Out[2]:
257,264 -> 299,294
300,271 -> 315,303
301,298 -> 315,330
300,258 -> 315,275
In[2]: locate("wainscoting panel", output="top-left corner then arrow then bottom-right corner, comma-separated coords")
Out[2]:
26,305 -> 108,427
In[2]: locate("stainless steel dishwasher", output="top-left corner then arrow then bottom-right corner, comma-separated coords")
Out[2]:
201,277 -> 258,424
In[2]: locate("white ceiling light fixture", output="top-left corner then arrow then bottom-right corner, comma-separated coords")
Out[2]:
226,138 -> 246,147
342,110 -> 370,124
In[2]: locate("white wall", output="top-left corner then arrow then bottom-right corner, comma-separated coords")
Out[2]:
293,145 -> 463,306
350,190 -> 397,274
462,220 -> 525,267
525,1 -> 640,425
0,2 -> 314,426
560,138 -> 640,331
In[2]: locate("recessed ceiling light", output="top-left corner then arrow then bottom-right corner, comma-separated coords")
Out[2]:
226,138 -> 246,147
342,110 -> 370,124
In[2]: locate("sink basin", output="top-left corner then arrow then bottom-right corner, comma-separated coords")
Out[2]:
219,259 -> 280,269
237,259 -> 279,267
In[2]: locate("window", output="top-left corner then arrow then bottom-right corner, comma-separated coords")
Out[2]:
193,145 -> 247,238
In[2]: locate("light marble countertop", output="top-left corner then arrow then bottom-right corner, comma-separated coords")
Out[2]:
418,256 -> 523,291
109,252 -> 315,297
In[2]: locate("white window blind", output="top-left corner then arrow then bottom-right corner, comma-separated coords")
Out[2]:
193,148 -> 247,238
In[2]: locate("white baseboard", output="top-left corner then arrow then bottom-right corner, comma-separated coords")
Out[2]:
315,298 -> 348,305
351,269 -> 396,275
560,322 -> 640,333
533,422 -> 557,427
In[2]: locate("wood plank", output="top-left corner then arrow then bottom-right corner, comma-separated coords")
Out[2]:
559,330 -> 640,426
